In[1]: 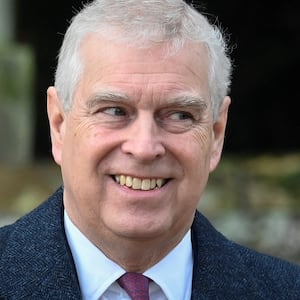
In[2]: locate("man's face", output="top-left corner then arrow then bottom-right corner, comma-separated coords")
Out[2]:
48,34 -> 229,249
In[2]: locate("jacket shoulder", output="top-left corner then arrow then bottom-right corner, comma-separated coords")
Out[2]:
191,211 -> 300,299
0,187 -> 64,258
0,187 -> 81,299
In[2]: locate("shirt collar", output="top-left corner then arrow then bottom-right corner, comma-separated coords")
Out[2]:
145,230 -> 193,300
64,210 -> 193,300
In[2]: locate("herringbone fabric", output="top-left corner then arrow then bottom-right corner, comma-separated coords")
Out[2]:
118,272 -> 150,300
2,188 -> 300,299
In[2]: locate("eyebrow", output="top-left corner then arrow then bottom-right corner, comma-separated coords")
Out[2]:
164,95 -> 209,111
86,91 -> 208,111
86,91 -> 129,109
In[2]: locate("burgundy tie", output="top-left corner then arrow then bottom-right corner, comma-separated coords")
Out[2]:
118,272 -> 150,300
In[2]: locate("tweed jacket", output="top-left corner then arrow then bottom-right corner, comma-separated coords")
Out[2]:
1,187 -> 300,299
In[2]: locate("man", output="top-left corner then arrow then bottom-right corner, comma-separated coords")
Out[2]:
1,0 -> 299,299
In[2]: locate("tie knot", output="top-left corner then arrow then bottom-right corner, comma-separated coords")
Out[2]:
118,272 -> 150,300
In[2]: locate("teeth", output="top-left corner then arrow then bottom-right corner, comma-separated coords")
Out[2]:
120,175 -> 126,185
151,179 -> 156,189
141,179 -> 151,191
114,175 -> 167,191
126,176 -> 133,187
156,179 -> 163,188
132,177 -> 141,190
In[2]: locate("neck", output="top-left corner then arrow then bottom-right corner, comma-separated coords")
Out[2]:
93,228 -> 189,272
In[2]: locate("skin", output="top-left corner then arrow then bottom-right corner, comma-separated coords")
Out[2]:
47,34 -> 230,272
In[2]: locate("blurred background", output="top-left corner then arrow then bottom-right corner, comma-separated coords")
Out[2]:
0,0 -> 299,263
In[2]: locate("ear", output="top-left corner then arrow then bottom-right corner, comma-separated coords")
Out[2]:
47,87 -> 66,166
209,96 -> 231,172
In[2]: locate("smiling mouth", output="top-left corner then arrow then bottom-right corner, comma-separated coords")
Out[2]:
112,175 -> 169,191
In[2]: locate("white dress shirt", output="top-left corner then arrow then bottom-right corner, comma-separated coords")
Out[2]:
64,211 -> 193,300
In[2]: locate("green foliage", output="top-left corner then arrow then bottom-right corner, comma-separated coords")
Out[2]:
0,44 -> 34,103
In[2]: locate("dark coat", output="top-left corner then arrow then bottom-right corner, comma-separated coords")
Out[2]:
1,187 -> 300,299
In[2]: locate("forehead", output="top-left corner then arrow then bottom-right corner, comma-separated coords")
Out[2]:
77,34 -> 210,100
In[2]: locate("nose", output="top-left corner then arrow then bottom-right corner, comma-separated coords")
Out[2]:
121,113 -> 166,162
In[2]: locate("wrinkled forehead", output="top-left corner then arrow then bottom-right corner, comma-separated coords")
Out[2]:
82,30 -> 207,58
79,34 -> 208,82
79,33 -> 210,78
74,34 -> 212,112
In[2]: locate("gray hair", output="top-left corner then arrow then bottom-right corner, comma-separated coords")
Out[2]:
55,0 -> 232,120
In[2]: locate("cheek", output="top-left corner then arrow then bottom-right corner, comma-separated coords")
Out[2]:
184,127 -> 213,163
64,119 -> 103,156
60,120 -> 97,181
178,129 -> 213,187
191,124 -> 213,147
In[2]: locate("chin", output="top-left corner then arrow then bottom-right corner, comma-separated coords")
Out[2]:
115,218 -> 171,241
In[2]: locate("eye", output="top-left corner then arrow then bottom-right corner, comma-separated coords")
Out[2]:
102,107 -> 127,116
91,105 -> 132,129
169,111 -> 194,121
156,109 -> 197,133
